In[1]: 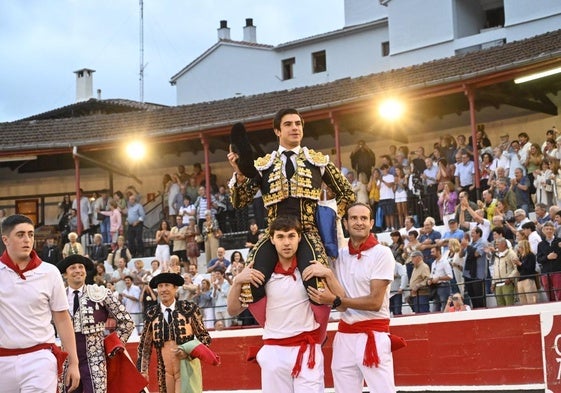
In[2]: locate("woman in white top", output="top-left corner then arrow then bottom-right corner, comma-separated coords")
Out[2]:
444,238 -> 465,294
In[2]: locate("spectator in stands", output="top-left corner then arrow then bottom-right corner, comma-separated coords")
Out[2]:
437,218 -> 464,248
418,217 -> 441,269
166,174 -> 181,218
176,164 -> 189,184
107,235 -> 132,269
534,161 -> 555,207
42,234 -> 63,265
480,152 -> 497,191
411,146 -> 427,174
172,183 -> 187,219
228,250 -> 245,275
521,222 -> 542,255
459,201 -> 491,243
207,246 -> 230,273
59,193 -> 72,215
93,262 -> 111,286
511,168 -> 531,215
168,255 -> 182,275
185,176 -> 199,206
119,275 -> 142,334
403,230 -> 421,280
408,250 -> 431,313
445,238 -> 465,294
493,178 -> 517,213
155,219 -> 171,271
111,257 -> 131,293
494,200 -> 515,224
537,221 -> 561,302
461,229 -> 489,309
98,199 -> 122,249
185,217 -> 201,266
195,278 -> 214,329
353,171 -> 370,204
245,219 -> 261,250
492,147 -> 510,181
491,238 -> 518,307
125,194 -> 145,258
131,259 -> 149,285
390,248 -> 408,316
443,292 -> 471,312
202,210 -> 221,264
513,239 -> 538,305
178,195 -> 196,225
428,246 -> 453,311
62,231 -> 84,258
170,214 -> 188,263
144,259 -> 161,283
94,189 -> 112,244
212,269 -> 231,328
191,162 -> 205,186
394,165 -> 409,228
72,188 -> 91,236
455,134 -> 472,158
195,186 -> 217,235
379,164 -> 396,231
496,133 -> 511,153
437,181 -> 458,226
506,140 -> 525,180
534,202 -> 551,231
350,139 -> 376,178
454,150 -> 475,200
399,216 -> 417,245
88,233 -> 108,265
524,143 -> 543,192
517,132 -> 532,167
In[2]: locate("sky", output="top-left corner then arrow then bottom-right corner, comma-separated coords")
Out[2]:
0,1 -> 344,122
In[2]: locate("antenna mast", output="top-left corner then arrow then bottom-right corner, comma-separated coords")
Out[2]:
139,0 -> 144,102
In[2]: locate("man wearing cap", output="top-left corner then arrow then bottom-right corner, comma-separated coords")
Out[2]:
0,214 -> 80,393
137,272 -> 213,393
408,250 -> 431,313
57,254 -> 135,393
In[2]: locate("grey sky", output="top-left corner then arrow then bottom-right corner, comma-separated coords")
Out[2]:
0,1 -> 343,122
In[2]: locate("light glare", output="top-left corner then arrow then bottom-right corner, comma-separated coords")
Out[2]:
126,141 -> 146,160
379,99 -> 404,121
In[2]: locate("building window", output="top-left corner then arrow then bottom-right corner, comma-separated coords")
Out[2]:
485,6 -> 505,28
381,41 -> 390,57
282,57 -> 295,80
312,50 -> 326,73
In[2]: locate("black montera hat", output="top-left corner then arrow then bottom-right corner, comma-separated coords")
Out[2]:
149,272 -> 185,288
57,254 -> 94,273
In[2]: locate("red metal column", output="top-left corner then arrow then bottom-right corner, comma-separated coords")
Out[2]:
464,85 -> 481,197
201,134 -> 211,203
73,153 -> 82,236
329,111 -> 342,169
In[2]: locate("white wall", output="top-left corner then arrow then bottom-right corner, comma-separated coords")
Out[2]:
344,0 -> 387,27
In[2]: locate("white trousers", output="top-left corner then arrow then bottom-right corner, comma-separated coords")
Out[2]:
257,344 -> 324,393
0,349 -> 57,393
332,331 -> 395,393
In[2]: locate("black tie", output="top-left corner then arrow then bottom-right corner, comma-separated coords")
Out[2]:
73,290 -> 80,315
283,151 -> 296,180
166,308 -> 172,324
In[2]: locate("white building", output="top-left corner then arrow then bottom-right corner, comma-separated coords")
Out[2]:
171,0 -> 561,105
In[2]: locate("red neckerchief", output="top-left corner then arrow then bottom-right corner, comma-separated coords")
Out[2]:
273,256 -> 298,280
348,234 -> 378,259
0,250 -> 42,280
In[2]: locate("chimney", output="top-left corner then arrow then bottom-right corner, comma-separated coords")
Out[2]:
243,18 -> 257,43
74,68 -> 95,102
97,89 -> 102,100
217,20 -> 230,40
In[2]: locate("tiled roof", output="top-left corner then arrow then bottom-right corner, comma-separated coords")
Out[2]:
2,28 -> 561,155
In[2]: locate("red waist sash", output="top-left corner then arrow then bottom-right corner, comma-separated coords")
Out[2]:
338,319 -> 406,368
263,327 -> 321,378
0,343 -> 68,375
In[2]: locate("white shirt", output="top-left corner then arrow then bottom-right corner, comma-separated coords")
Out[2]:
66,285 -> 84,316
333,244 -> 395,323
0,261 -> 68,348
263,269 -> 318,339
380,173 -> 395,200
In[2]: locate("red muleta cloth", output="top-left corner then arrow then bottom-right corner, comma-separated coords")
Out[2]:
263,327 -> 322,378
104,332 -> 148,393
338,319 -> 406,367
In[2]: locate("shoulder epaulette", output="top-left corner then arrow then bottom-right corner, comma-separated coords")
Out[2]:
255,152 -> 277,170
303,147 -> 329,167
85,284 -> 109,303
